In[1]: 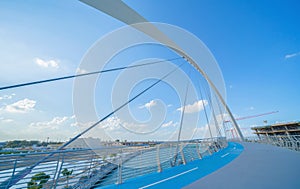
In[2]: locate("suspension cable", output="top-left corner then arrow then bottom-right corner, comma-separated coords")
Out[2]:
203,83 -> 222,137
172,72 -> 190,166
197,78 -> 213,139
214,92 -> 227,137
0,57 -> 183,91
3,61 -> 185,188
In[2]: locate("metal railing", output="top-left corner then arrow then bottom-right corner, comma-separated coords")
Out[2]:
245,135 -> 300,151
0,137 -> 227,189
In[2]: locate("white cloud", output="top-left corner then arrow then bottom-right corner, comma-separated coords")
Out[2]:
285,52 -> 300,59
0,93 -> 15,100
162,121 -> 173,128
13,115 -> 78,141
1,118 -> 14,123
162,121 -> 178,128
35,58 -> 59,68
76,68 -> 88,74
29,116 -> 72,130
98,117 -> 148,132
72,117 -> 179,140
139,100 -> 157,109
177,100 -> 208,114
193,125 -> 208,134
0,117 -> 14,123
245,106 -> 255,111
3,98 -> 36,113
71,117 -> 121,131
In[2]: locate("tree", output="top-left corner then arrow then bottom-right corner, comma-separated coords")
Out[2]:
27,172 -> 50,189
61,168 -> 73,188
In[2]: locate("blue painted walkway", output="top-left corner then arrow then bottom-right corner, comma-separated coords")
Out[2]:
98,142 -> 243,189
185,142 -> 300,189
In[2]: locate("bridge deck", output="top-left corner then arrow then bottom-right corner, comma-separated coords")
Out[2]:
185,142 -> 300,189
98,142 -> 300,189
98,142 -> 243,189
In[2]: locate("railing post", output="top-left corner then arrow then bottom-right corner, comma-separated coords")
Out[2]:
117,155 -> 122,184
266,134 -> 271,144
51,153 -> 61,189
204,140 -> 211,155
156,145 -> 162,172
6,159 -> 17,189
196,141 -> 202,159
290,136 -> 296,150
53,152 -> 64,189
180,143 -> 186,165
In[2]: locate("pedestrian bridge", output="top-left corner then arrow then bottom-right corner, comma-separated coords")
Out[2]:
1,138 -> 299,189
0,1 -> 299,189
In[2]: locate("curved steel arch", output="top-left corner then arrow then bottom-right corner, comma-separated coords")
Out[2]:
80,0 -> 244,141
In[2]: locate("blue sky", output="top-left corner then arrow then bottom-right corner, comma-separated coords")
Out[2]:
0,0 -> 299,141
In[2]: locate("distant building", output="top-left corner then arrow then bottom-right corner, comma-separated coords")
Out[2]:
0,142 -> 7,148
251,121 -> 300,137
65,138 -> 123,149
47,143 -> 62,150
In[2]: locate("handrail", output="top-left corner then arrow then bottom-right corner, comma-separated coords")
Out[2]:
245,135 -> 300,151
0,137 -> 227,189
